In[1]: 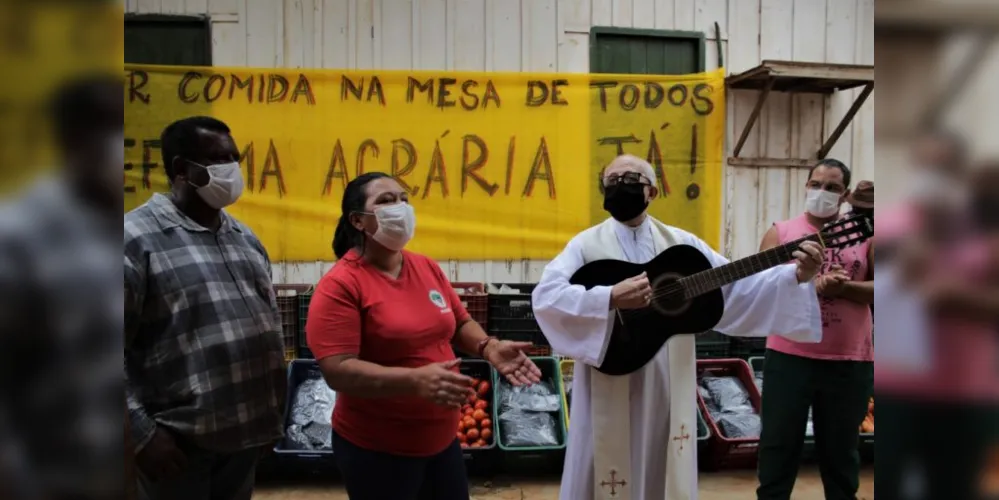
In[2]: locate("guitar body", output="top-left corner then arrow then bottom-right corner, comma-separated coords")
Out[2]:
569,244 -> 725,376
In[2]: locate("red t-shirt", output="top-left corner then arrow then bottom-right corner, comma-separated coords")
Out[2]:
306,249 -> 471,456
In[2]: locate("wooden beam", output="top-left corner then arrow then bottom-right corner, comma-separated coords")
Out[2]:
727,157 -> 814,169
732,77 -> 775,158
818,83 -> 875,159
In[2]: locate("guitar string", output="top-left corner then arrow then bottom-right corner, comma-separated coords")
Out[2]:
638,218 -> 866,303
607,216 -> 871,322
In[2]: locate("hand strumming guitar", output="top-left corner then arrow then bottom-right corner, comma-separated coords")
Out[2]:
610,272 -> 651,309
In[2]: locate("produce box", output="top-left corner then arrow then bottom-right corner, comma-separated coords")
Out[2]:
696,358 -> 762,470
456,359 -> 499,473
273,359 -> 335,466
494,356 -> 567,473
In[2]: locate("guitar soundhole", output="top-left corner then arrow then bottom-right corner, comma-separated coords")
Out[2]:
650,273 -> 691,316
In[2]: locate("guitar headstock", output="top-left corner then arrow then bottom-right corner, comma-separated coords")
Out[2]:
819,213 -> 873,250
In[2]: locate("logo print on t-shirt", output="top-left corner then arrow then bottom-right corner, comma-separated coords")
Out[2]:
428,289 -> 447,309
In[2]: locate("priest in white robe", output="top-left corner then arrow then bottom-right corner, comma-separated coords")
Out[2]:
532,154 -> 824,500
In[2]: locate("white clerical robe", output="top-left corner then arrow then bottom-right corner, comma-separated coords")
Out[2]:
531,217 -> 822,500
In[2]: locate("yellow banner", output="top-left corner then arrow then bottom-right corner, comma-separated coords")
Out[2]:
124,65 -> 725,261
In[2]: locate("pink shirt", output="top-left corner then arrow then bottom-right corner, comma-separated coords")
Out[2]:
874,207 -> 999,402
767,214 -> 874,361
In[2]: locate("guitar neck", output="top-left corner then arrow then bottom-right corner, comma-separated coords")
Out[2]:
681,234 -> 817,298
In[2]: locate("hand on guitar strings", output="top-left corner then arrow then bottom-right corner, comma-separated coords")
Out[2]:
610,271 -> 652,310
793,241 -> 825,283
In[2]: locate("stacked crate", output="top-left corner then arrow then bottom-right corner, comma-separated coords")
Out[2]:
486,283 -> 551,356
297,287 -> 315,359
273,285 -> 312,363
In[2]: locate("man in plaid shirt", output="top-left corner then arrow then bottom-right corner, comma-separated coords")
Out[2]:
125,116 -> 286,499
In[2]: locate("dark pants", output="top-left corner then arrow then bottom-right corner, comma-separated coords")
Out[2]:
137,441 -> 262,500
756,349 -> 873,500
332,429 -> 470,500
876,396 -> 996,500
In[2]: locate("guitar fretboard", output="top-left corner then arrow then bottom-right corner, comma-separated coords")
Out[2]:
680,234 -> 817,298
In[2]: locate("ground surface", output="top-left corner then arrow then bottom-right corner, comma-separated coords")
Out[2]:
253,465 -> 874,499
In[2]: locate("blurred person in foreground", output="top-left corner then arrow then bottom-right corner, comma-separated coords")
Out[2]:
306,172 -> 541,500
532,154 -> 825,500
756,160 -> 874,500
124,116 -> 286,499
875,131 -> 999,500
0,76 -> 122,498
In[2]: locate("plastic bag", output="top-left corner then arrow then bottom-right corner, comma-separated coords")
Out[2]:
498,410 -> 559,447
286,377 -> 337,450
700,376 -> 754,414
497,379 -> 561,413
716,412 -> 761,438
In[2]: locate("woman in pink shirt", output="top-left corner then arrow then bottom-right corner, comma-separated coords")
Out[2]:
756,160 -> 874,500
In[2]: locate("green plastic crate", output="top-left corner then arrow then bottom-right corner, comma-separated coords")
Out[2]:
494,356 -> 567,473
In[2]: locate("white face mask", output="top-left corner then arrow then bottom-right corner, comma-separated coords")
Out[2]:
805,188 -> 842,218
369,202 -> 416,251
188,161 -> 244,209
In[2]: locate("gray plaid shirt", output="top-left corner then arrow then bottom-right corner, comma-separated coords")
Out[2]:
125,193 -> 286,454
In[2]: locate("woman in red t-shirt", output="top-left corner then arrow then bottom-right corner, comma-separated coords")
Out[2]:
306,172 -> 542,500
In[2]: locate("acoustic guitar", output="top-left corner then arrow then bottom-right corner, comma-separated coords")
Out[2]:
568,213 -> 874,375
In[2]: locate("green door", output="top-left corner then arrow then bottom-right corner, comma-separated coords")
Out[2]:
590,27 -> 705,75
124,15 -> 210,65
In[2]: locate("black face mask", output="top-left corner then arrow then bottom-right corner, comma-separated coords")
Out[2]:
603,183 -> 649,221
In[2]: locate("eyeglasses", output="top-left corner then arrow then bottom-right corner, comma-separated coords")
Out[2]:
598,171 -> 651,193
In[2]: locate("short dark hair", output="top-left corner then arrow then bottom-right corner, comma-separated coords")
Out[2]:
48,74 -> 122,147
160,116 -> 231,180
808,158 -> 851,188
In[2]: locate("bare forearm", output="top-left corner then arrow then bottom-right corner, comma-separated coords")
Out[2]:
321,357 -> 416,398
840,280 -> 874,304
452,319 -> 489,357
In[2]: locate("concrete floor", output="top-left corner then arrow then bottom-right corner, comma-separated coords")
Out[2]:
253,465 -> 874,499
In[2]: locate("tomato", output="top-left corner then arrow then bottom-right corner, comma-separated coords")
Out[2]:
470,441 -> 482,448
466,428 -> 480,441
461,404 -> 471,413
470,378 -> 480,387
457,420 -> 465,432
477,381 -> 491,396
457,431 -> 466,442
463,407 -> 474,416
474,439 -> 487,447
461,443 -> 469,449
480,418 -> 492,429
474,400 -> 489,410
481,428 -> 492,442
472,409 -> 488,421
463,416 -> 476,429
467,393 -> 477,403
